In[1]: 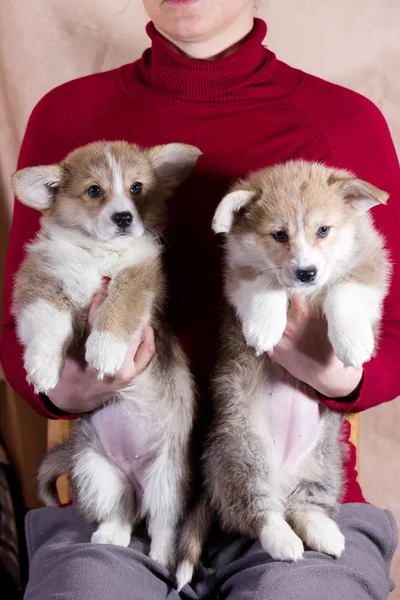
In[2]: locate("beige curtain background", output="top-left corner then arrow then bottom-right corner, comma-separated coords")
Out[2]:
0,0 -> 399,587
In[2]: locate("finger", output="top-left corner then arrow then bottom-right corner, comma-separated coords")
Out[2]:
117,327 -> 155,383
289,293 -> 309,315
87,283 -> 109,330
134,326 -> 156,374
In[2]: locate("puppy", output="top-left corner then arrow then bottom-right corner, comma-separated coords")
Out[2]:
176,159 -> 391,588
11,140 -> 201,569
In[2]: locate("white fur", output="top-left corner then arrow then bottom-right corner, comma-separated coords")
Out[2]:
72,450 -> 128,517
12,165 -> 61,211
148,517 -> 176,568
324,282 -> 383,367
31,222 -> 160,308
293,200 -> 318,272
212,190 -> 255,233
292,230 -> 321,279
91,519 -> 132,547
291,510 -> 345,557
85,331 -> 131,379
228,276 -> 288,354
142,444 -> 179,568
17,300 -> 73,393
95,145 -> 144,239
176,560 -> 194,591
260,511 -> 304,561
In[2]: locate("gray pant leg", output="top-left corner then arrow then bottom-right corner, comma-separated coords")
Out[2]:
210,504 -> 397,600
24,506 -> 181,600
24,503 -> 397,600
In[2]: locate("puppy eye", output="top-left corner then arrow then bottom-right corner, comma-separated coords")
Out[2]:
130,182 -> 142,196
87,185 -> 103,198
272,230 -> 288,243
317,226 -> 330,238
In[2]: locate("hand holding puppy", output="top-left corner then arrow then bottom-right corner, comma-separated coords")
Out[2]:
47,285 -> 155,414
269,294 -> 363,399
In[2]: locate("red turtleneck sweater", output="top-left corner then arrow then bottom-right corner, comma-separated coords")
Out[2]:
2,20 -> 400,503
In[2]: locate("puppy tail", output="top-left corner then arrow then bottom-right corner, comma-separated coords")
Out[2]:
176,496 -> 213,591
36,441 -> 71,506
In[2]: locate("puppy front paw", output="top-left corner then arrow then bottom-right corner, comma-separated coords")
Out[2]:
85,331 -> 129,378
24,347 -> 64,393
243,313 -> 287,355
329,321 -> 374,368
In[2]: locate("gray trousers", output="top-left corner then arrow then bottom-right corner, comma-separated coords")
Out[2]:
24,503 -> 396,599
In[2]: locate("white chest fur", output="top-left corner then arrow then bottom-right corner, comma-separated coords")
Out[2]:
30,225 -> 160,308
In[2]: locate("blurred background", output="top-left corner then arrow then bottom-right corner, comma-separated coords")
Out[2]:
0,0 -> 399,595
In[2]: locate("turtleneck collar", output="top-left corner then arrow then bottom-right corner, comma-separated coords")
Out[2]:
138,19 -> 278,102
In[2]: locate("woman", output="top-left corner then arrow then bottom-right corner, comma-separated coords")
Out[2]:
1,1 -> 398,598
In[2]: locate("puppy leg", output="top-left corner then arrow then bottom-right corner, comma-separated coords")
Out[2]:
259,510 -> 304,561
144,447 -> 184,570
91,519 -> 132,547
290,510 -> 345,557
71,448 -> 136,547
17,299 -> 73,393
324,282 -> 383,367
85,263 -> 160,378
286,410 -> 344,557
229,278 -> 288,354
208,432 -> 304,562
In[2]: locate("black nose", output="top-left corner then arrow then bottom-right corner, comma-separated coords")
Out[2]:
111,211 -> 133,228
296,267 -> 317,283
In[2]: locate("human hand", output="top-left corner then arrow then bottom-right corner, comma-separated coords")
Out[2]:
268,294 -> 363,398
47,285 -> 155,413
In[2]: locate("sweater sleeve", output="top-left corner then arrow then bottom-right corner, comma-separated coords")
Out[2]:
304,87 -> 400,414
0,88 -> 79,420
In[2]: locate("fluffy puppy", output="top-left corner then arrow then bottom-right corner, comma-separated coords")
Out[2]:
11,140 -> 201,569
176,159 -> 391,588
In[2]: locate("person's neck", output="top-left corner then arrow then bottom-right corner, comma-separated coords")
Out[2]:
155,15 -> 254,60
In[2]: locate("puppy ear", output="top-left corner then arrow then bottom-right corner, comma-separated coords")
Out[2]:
212,190 -> 255,234
11,164 -> 61,211
328,173 -> 389,212
148,143 -> 202,189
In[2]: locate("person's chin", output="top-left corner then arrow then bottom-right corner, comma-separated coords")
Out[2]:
164,0 -> 205,9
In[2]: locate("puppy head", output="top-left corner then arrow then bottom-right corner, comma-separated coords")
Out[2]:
12,141 -> 201,242
213,160 -> 388,290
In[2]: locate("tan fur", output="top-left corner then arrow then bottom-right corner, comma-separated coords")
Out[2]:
12,252 -> 72,312
12,140 -> 201,231
13,140 -> 201,572
95,259 -> 165,340
176,160 -> 391,589
228,161 -> 389,290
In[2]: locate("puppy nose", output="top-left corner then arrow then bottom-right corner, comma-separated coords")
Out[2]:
296,267 -> 317,283
111,211 -> 133,228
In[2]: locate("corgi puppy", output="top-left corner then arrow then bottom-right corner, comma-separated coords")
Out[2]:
11,140 -> 201,569
176,159 -> 391,589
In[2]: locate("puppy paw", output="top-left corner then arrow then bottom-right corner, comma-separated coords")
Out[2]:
260,516 -> 304,561
293,512 -> 345,558
243,314 -> 287,355
149,531 -> 175,570
329,321 -> 374,368
85,331 -> 129,378
24,347 -> 64,393
149,547 -> 174,570
91,521 -> 131,547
